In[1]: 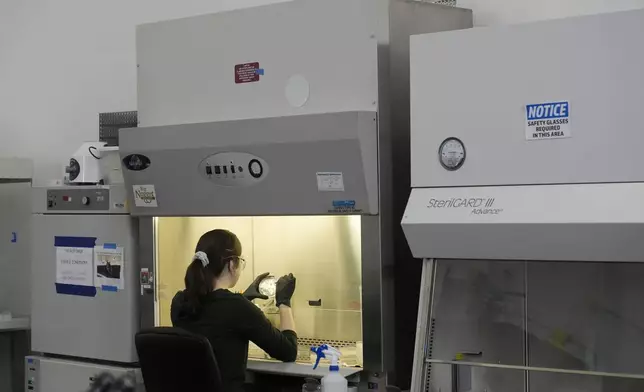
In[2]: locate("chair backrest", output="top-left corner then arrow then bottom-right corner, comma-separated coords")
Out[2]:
135,327 -> 223,392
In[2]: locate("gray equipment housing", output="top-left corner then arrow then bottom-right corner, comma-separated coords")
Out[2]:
403,8 -> 644,264
25,356 -> 143,392
0,159 -> 33,317
0,158 -> 32,392
120,112 -> 380,216
403,9 -> 644,392
122,0 -> 472,387
30,186 -> 139,363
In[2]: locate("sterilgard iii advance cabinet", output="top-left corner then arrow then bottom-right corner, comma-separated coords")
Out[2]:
403,9 -> 644,392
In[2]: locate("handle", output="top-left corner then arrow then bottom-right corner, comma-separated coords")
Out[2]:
308,299 -> 322,307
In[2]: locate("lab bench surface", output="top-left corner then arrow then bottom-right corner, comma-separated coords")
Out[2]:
0,317 -> 30,331
247,360 -> 362,379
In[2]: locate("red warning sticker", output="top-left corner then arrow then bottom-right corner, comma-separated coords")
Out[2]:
235,62 -> 261,84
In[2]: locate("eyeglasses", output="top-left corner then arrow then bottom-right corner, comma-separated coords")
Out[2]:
223,255 -> 246,270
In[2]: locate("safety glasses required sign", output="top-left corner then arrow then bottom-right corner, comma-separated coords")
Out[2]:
525,101 -> 571,141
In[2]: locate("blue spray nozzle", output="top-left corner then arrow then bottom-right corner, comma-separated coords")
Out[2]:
311,344 -> 342,371
311,344 -> 329,370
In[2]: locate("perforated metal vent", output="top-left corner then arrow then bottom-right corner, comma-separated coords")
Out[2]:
425,318 -> 436,392
99,111 -> 138,146
297,337 -> 356,348
411,0 -> 458,6
430,0 -> 457,6
297,338 -> 357,362
250,337 -> 358,363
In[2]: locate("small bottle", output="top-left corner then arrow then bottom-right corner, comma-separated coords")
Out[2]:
311,345 -> 348,392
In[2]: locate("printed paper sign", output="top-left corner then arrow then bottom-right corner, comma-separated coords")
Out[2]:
133,185 -> 158,207
316,172 -> 345,192
525,101 -> 571,141
56,247 -> 94,286
94,245 -> 124,290
235,62 -> 262,84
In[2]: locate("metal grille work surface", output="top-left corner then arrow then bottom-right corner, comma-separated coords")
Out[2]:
249,337 -> 358,363
99,111 -> 138,146
296,337 -> 358,361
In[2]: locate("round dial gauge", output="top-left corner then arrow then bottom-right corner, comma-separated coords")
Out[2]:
439,138 -> 466,171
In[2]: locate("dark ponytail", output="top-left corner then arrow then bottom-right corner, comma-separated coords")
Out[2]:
183,229 -> 242,313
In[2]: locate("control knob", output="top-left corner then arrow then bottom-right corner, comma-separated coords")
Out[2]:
248,159 -> 264,179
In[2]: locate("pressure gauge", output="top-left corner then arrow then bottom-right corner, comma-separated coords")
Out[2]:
438,137 -> 466,171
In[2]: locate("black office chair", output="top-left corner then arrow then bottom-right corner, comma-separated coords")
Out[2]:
135,327 -> 223,392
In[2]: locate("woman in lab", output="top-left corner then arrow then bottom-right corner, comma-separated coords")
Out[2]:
171,229 -> 297,392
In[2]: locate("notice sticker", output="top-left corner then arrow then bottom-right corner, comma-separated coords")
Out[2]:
133,185 -> 158,207
317,172 -> 345,192
328,199 -> 362,214
235,62 -> 262,84
525,101 -> 571,141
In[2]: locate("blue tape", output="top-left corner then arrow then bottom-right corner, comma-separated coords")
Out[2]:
255,68 -> 265,76
103,243 -> 117,249
55,283 -> 97,297
102,285 -> 118,292
54,236 -> 96,248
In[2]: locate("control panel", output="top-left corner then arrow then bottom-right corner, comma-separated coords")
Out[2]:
26,357 -> 37,391
47,188 -> 111,211
198,152 -> 269,187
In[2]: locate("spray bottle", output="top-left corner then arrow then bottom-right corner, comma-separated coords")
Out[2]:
311,345 -> 348,392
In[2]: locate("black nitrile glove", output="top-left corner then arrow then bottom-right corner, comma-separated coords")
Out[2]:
275,273 -> 296,307
243,272 -> 270,301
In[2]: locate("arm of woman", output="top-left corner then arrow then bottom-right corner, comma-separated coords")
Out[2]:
279,305 -> 296,333
239,298 -> 298,362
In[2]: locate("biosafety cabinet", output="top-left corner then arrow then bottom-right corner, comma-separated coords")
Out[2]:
403,9 -> 644,392
120,0 -> 471,388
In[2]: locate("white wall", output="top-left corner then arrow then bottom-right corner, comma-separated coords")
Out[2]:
1,0 -> 644,183
0,0 -> 288,185
460,0 -> 644,25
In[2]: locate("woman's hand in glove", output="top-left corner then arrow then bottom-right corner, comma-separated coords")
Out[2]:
275,273 -> 296,308
243,272 -> 270,301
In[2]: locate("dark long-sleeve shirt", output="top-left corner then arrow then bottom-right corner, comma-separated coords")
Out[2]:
170,289 -> 298,392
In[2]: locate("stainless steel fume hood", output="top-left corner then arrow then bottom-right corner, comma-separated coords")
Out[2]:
403,9 -> 644,392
